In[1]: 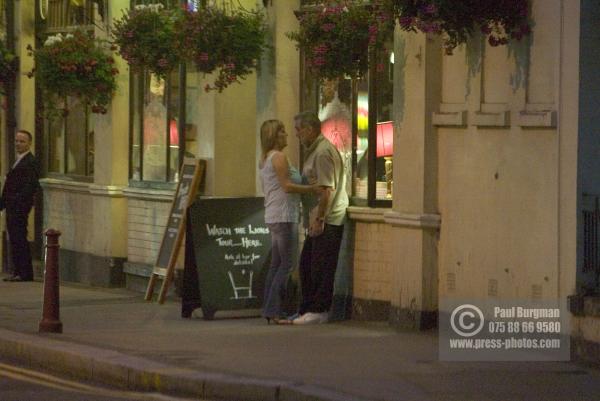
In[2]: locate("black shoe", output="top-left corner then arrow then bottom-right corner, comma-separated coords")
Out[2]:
6,275 -> 30,282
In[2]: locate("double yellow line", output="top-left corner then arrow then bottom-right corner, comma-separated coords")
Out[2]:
0,362 -> 200,400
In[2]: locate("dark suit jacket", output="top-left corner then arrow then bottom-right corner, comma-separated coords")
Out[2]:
0,152 -> 41,214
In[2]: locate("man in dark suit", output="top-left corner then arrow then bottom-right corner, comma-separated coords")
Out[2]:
1,130 -> 40,282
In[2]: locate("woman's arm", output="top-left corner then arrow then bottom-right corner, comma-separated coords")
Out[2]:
271,151 -> 315,194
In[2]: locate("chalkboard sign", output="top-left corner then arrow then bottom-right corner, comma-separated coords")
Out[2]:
145,157 -> 205,303
181,197 -> 271,319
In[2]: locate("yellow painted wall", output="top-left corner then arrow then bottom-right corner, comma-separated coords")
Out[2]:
435,0 -> 573,305
16,0 -> 35,136
214,74 -> 258,197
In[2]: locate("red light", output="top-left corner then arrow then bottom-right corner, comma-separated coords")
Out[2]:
376,121 -> 393,157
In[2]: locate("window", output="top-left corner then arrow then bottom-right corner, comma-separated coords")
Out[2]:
130,71 -> 182,183
47,96 -> 94,177
301,40 -> 394,207
42,0 -> 98,179
128,1 -> 202,185
45,0 -> 97,32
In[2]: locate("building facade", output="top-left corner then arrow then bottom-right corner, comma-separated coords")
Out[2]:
3,0 -> 599,360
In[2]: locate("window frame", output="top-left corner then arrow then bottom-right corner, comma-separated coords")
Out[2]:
299,46 -> 393,209
128,67 -> 187,186
45,97 -> 94,181
37,0 -> 97,182
128,0 -> 187,186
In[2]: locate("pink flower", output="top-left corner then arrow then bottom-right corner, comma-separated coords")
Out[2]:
422,3 -> 438,15
321,23 -> 335,32
399,16 -> 414,29
480,24 -> 492,35
313,57 -> 325,66
313,44 -> 328,55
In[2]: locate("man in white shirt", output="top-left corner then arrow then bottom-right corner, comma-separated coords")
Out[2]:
292,112 -> 348,325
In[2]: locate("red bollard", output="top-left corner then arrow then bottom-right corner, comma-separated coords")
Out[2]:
39,229 -> 63,333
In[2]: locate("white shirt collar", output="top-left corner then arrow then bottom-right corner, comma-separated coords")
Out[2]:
12,150 -> 31,169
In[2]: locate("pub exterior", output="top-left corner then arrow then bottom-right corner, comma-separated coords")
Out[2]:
1,0 -> 599,361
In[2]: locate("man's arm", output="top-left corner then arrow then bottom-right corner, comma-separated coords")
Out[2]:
308,186 -> 332,236
308,150 -> 337,236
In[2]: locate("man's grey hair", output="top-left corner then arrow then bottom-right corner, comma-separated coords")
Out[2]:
17,129 -> 33,141
294,111 -> 321,134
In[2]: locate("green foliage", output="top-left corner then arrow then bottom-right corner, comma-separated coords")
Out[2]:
112,4 -> 182,79
386,0 -> 531,54
30,30 -> 118,114
0,39 -> 16,95
113,4 -> 268,92
180,7 -> 268,92
288,0 -> 531,79
287,1 -> 394,81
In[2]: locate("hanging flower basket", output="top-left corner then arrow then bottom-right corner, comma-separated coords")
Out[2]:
386,0 -> 531,54
179,6 -> 268,92
29,30 -> 118,114
287,1 -> 394,81
112,3 -> 182,79
0,39 -> 16,95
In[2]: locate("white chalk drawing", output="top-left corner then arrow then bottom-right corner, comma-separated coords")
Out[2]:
177,182 -> 190,211
227,269 -> 256,300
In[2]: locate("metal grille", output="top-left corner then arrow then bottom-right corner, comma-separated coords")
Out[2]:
446,273 -> 456,292
488,279 -> 498,297
583,195 -> 600,285
46,0 -> 96,32
132,0 -> 179,7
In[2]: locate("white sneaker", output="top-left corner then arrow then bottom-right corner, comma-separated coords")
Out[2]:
318,312 -> 329,324
292,312 -> 329,325
292,312 -> 321,325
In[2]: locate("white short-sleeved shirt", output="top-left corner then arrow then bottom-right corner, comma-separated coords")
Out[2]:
301,135 -> 348,226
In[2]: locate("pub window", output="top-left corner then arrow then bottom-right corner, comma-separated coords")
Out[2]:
46,96 -> 94,176
301,38 -> 394,208
130,70 -> 183,183
129,0 -> 191,184
41,0 -> 99,180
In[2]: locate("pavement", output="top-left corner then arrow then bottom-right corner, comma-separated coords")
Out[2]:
1,278 -> 600,401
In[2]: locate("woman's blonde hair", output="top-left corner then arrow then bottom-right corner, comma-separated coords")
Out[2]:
260,119 -> 285,162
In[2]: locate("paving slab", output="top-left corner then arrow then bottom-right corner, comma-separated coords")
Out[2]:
1,279 -> 600,401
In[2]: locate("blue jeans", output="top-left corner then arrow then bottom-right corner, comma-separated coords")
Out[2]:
262,222 -> 297,318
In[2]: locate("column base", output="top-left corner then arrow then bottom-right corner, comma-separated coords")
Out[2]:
390,305 -> 437,331
39,320 -> 63,333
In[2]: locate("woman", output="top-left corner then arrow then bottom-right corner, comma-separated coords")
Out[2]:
259,119 -> 315,324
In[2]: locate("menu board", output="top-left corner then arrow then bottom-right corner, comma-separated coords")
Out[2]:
145,157 -> 205,303
182,197 -> 271,319
156,161 -> 202,269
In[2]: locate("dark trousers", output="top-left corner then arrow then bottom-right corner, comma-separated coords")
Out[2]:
6,210 -> 33,280
299,223 -> 344,314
